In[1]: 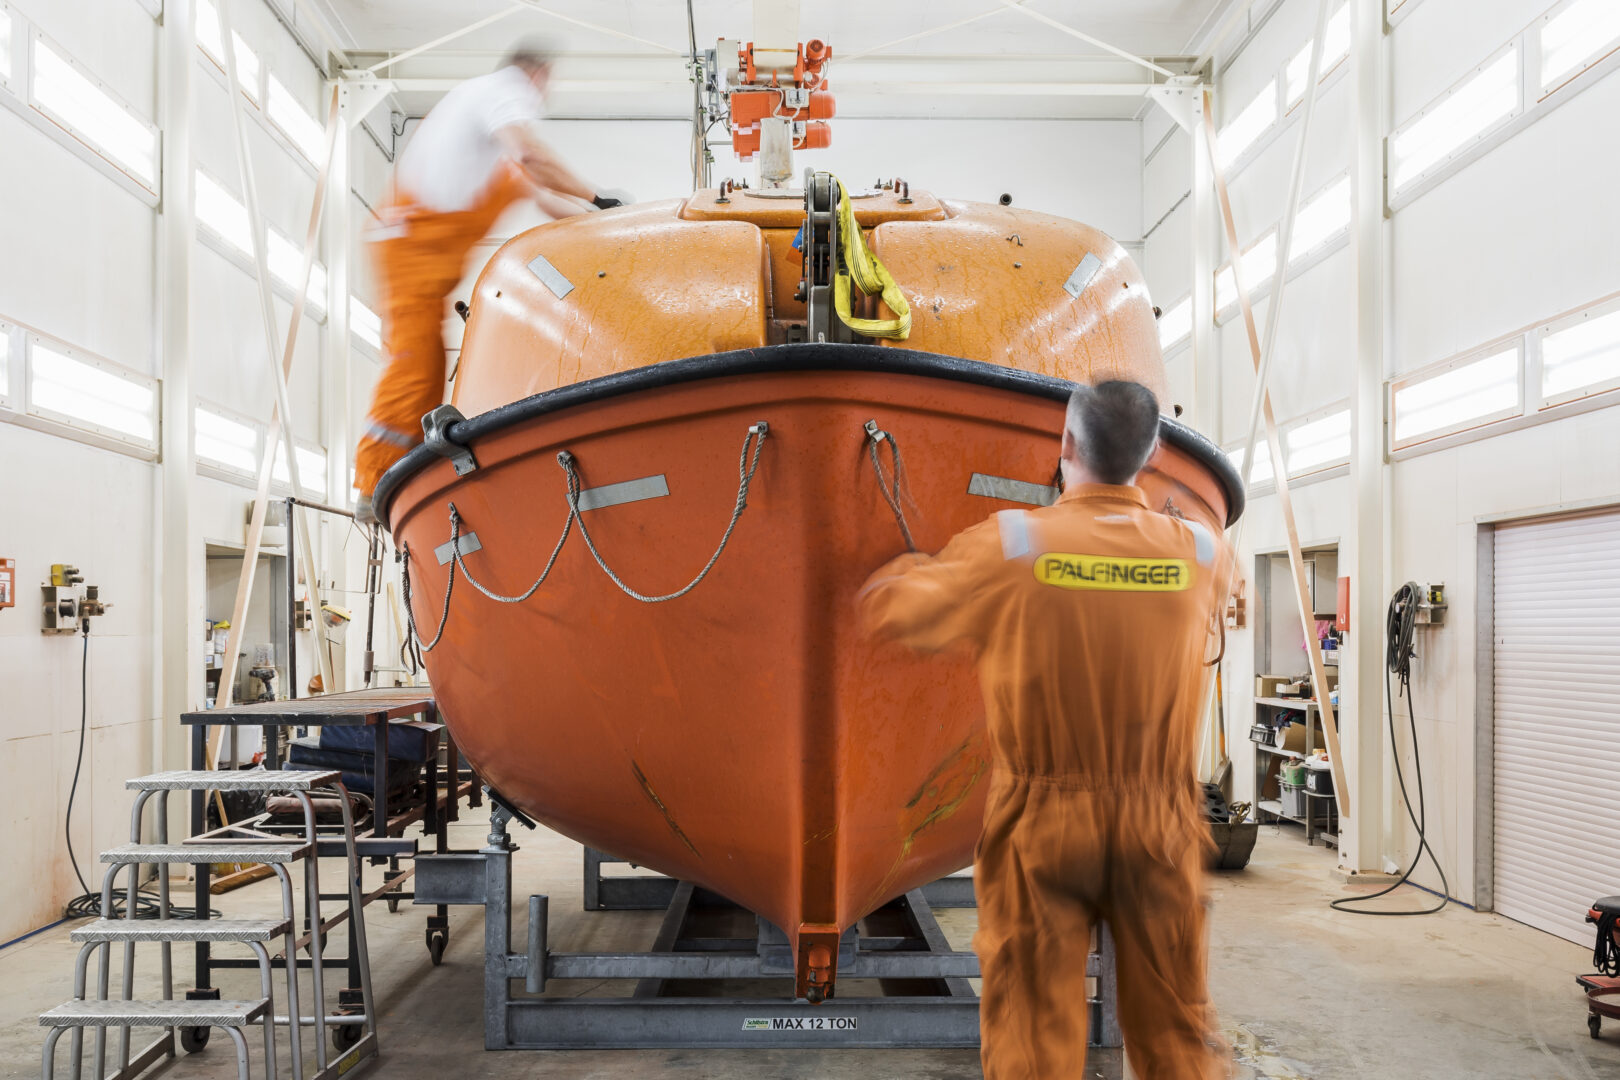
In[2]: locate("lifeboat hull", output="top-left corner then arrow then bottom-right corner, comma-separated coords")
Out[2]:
379,345 -> 1241,998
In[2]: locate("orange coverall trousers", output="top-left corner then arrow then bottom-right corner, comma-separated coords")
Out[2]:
353,166 -> 529,496
860,482 -> 1229,1080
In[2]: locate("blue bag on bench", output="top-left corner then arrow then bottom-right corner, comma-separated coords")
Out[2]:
318,720 -> 441,763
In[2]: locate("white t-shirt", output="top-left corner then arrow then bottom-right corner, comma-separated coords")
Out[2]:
394,66 -> 546,213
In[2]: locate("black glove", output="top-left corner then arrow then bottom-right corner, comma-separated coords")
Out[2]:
592,194 -> 624,210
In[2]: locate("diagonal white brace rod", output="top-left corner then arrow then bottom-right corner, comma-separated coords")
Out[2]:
515,0 -> 682,54
843,1 -> 1030,62
216,0 -> 339,718
1204,0 -> 1350,816
993,0 -> 1177,78
366,4 -> 527,73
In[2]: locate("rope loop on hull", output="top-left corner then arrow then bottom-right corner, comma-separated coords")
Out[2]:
864,419 -> 916,552
401,421 -> 770,652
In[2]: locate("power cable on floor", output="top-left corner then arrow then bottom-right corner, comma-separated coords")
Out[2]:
1331,582 -> 1450,916
62,622 -> 214,921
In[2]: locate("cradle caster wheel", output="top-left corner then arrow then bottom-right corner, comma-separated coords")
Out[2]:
180,1026 -> 210,1053
427,928 -> 448,965
1590,1014 -> 1602,1039
387,895 -> 401,914
334,1023 -> 363,1052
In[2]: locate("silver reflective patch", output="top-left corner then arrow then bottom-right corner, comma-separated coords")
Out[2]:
435,532 -> 481,566
1187,521 -> 1216,566
998,510 -> 1032,560
969,473 -> 1059,507
527,253 -> 574,299
576,474 -> 670,512
1062,252 -> 1103,299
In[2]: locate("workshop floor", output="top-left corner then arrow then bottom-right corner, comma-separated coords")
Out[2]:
3,808 -> 1616,1079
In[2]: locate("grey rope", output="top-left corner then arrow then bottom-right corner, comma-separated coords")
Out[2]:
563,421 -> 769,602
864,419 -> 916,552
401,420 -> 769,649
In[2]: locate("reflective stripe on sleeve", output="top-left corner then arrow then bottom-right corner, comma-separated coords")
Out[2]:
362,421 -> 419,449
1186,520 -> 1216,567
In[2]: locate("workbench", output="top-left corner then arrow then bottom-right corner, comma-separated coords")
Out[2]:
180,688 -> 479,1013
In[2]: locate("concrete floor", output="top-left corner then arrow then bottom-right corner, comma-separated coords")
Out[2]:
4,808 -> 1617,1079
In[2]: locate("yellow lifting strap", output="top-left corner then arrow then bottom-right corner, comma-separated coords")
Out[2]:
830,175 -> 912,341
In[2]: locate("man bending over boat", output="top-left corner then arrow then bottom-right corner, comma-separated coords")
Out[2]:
860,380 -> 1230,1079
354,39 -> 624,523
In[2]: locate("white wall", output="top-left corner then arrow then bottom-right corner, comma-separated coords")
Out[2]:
0,0 -> 368,944
1185,0 -> 1620,907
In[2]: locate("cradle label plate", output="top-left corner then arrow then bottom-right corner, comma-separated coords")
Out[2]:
743,1016 -> 859,1032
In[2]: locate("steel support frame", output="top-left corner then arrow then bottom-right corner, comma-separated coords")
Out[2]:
417,835 -> 1122,1051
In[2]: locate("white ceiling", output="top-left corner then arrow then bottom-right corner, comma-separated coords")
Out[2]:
311,0 -> 1233,120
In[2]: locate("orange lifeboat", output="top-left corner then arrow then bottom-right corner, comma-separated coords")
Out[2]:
375,180 -> 1242,1001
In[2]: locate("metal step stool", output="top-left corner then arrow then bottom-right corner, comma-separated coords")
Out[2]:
39,769 -> 378,1079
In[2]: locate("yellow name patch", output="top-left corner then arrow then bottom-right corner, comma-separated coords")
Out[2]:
1034,554 -> 1191,592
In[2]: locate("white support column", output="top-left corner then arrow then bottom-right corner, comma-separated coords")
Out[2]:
1191,87 -> 1219,435
324,81 -> 352,691
1343,0 -> 1390,873
158,0 -> 198,772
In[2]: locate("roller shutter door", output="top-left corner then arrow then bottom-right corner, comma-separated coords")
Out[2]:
1493,508 -> 1620,943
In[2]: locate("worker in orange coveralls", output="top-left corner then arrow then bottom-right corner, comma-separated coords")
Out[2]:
861,380 -> 1230,1079
354,40 -> 624,523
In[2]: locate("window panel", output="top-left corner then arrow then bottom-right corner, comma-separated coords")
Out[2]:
0,7 -> 13,86
1226,440 -> 1274,486
29,338 -> 157,446
271,439 -> 327,491
1392,346 -> 1520,446
1541,0 -> 1620,91
195,0 -> 260,102
1285,3 -> 1351,107
1541,304 -> 1620,403
1158,295 -> 1192,352
195,169 -> 252,254
1284,408 -> 1351,474
1390,48 -> 1519,193
194,404 -> 261,475
350,297 -> 382,350
266,226 -> 328,314
0,322 -> 13,405
267,73 -> 325,164
1217,79 -> 1277,168
30,36 -> 158,188
1215,231 -> 1278,312
1289,177 -> 1351,261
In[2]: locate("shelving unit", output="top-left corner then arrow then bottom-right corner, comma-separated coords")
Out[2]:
1251,698 -> 1337,846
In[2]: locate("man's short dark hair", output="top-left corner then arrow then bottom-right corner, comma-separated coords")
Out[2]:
504,38 -> 558,74
1065,381 -> 1161,485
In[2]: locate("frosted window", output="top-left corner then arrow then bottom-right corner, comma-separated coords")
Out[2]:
1390,49 -> 1518,193
1542,0 -> 1620,91
30,341 -> 156,444
1215,232 -> 1278,312
1285,409 -> 1351,474
1217,80 -> 1277,168
1542,306 -> 1620,401
1393,347 -> 1520,445
0,323 -> 11,402
272,440 -> 327,491
350,297 -> 383,350
195,170 -> 252,254
268,73 -> 325,164
195,0 -> 260,102
1158,295 -> 1192,352
195,405 -> 260,474
1289,177 -> 1351,261
1227,440 -> 1274,485
267,226 -> 328,313
0,10 -> 12,85
1285,3 -> 1351,106
31,38 -> 157,187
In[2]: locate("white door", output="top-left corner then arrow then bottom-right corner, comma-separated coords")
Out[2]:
1493,508 -> 1620,943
